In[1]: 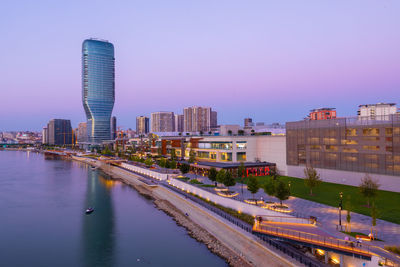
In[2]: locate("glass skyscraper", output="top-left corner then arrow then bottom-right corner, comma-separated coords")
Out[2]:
82,39 -> 115,144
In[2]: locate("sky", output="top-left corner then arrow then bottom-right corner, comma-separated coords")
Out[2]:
1,0 -> 399,131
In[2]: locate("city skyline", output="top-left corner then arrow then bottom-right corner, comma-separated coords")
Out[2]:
1,0 -> 400,131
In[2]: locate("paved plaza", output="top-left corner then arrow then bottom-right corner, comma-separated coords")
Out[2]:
187,174 -> 400,246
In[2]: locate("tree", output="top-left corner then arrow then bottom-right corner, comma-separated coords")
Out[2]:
251,129 -> 255,135
188,149 -> 196,163
237,162 -> 246,178
216,169 -> 226,186
170,149 -> 176,161
359,174 -> 380,207
227,130 -> 233,136
165,159 -> 170,168
275,180 -> 290,206
144,158 -> 153,167
170,160 -> 177,169
303,166 -> 322,195
263,178 -> 276,199
223,171 -> 236,189
247,175 -> 260,200
200,131 -> 203,136
208,131 -> 212,135
208,167 -> 218,186
180,163 -> 190,175
269,168 -> 279,180
238,130 -> 245,136
159,158 -> 166,168
178,132 -> 182,136
345,196 -> 352,233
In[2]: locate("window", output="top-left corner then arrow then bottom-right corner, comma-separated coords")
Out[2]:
220,152 -> 232,161
386,128 -> 393,135
236,142 -> 247,150
363,128 -> 380,136
386,146 -> 393,152
310,145 -> 321,150
342,139 -> 358,145
325,145 -> 338,151
363,145 -> 380,151
237,152 -> 246,161
342,148 -> 358,153
346,128 -> 357,136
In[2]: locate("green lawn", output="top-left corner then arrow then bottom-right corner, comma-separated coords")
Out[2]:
237,175 -> 400,225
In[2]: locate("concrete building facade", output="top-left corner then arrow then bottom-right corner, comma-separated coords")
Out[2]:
358,103 -> 397,120
174,114 -> 184,133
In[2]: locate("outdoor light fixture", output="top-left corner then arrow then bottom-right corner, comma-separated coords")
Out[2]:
339,192 -> 343,226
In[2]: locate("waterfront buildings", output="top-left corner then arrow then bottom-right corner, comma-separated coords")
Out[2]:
174,114 -> 184,133
286,114 -> 400,191
155,135 -> 286,176
358,103 -> 397,120
76,122 -> 88,143
45,119 -> 73,145
309,108 -> 336,120
151,112 -> 175,132
136,116 -> 149,135
82,39 -> 115,144
183,106 -> 217,132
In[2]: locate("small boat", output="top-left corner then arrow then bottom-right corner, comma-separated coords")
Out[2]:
85,207 -> 94,214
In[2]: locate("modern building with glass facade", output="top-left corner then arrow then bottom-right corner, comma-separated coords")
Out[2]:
46,119 -> 73,145
286,115 -> 400,191
82,39 -> 115,144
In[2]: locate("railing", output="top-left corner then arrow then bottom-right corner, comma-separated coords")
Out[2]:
253,222 -> 371,257
111,163 -> 324,267
258,215 -> 315,225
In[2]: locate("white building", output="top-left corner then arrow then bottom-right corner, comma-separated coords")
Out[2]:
183,106 -> 217,132
358,103 -> 397,120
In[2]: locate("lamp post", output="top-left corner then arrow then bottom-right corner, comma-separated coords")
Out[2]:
339,192 -> 343,226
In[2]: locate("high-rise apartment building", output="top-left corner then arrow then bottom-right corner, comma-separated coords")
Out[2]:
151,112 -> 174,132
111,116 -> 117,140
42,127 -> 48,144
77,122 -> 88,143
174,114 -> 184,133
46,119 -> 73,145
183,106 -> 217,132
358,103 -> 397,120
136,116 -> 149,135
309,108 -> 336,120
82,39 -> 115,144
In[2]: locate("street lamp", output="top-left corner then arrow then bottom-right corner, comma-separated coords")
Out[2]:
339,192 -> 343,227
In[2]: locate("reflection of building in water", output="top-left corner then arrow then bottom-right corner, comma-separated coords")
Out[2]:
99,175 -> 118,189
82,170 -> 115,267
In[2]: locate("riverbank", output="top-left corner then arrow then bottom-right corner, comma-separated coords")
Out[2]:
72,156 -> 295,267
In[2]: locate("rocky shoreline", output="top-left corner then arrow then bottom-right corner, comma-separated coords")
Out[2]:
103,169 -> 251,267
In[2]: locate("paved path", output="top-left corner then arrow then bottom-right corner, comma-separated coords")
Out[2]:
189,174 -> 400,246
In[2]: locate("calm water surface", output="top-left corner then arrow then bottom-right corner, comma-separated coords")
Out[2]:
0,151 -> 227,267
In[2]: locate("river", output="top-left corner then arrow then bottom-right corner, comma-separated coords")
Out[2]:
0,151 -> 227,267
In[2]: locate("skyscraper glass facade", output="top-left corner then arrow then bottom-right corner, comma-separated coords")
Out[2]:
82,39 -> 115,144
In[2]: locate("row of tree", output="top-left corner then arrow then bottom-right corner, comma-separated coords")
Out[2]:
208,168 -> 236,189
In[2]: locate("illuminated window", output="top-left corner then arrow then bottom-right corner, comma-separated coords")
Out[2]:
325,145 -> 338,151
341,140 -> 358,145
363,128 -> 380,136
363,145 -> 380,151
346,128 -> 357,136
236,142 -> 247,150
342,148 -> 358,153
237,152 -> 246,161
386,128 -> 393,135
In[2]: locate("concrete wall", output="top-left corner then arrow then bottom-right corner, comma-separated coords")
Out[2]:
121,163 -> 171,181
169,178 -> 296,221
287,165 -> 400,193
255,136 -> 287,175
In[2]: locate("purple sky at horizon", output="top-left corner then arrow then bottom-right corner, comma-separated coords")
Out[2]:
1,0 -> 399,131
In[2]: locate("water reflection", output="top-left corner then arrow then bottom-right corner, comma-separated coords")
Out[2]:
82,169 -> 115,267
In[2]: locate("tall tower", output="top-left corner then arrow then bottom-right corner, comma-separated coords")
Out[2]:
82,39 -> 115,144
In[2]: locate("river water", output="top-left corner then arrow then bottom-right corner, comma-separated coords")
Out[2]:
0,151 -> 226,267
